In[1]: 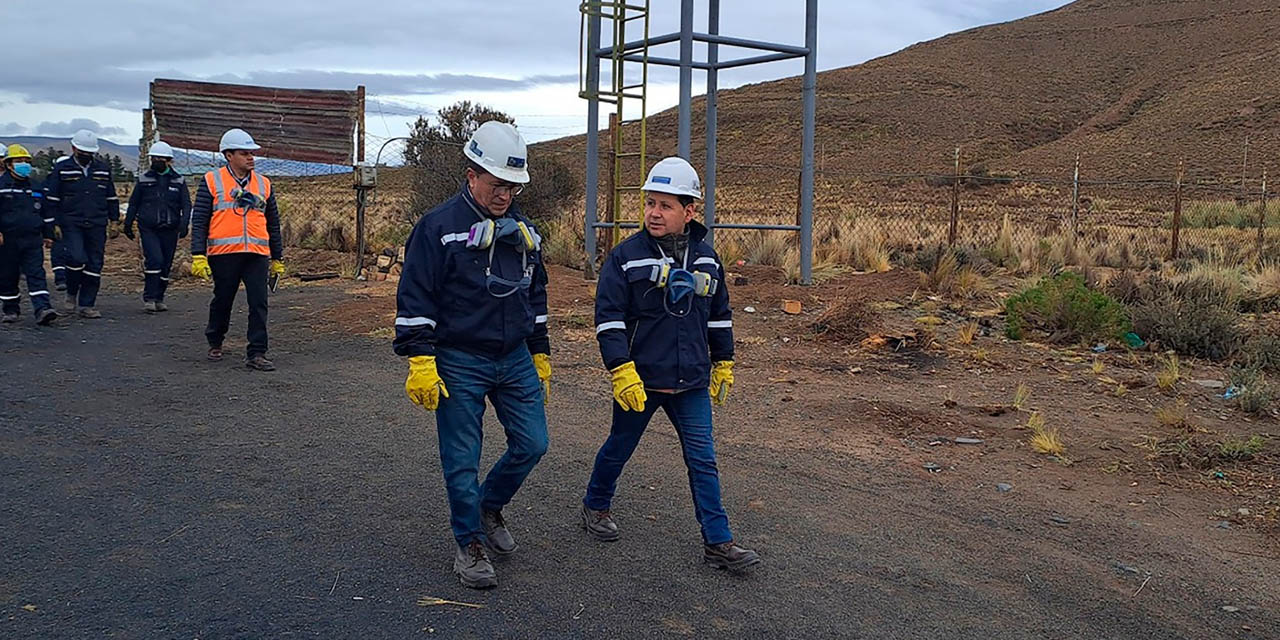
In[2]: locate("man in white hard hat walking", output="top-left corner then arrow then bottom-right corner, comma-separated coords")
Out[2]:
583,156 -> 760,572
124,141 -> 190,312
394,121 -> 552,589
42,129 -> 120,318
189,128 -> 285,371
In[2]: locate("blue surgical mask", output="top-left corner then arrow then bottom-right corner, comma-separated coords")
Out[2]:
12,162 -> 32,178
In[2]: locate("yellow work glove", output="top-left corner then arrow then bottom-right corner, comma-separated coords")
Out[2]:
406,355 -> 449,410
533,353 -> 552,406
710,360 -> 735,406
609,361 -> 647,412
52,225 -> 63,241
270,259 -> 286,276
191,255 -> 212,280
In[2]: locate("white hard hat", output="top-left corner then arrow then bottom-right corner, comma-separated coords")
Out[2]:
71,129 -> 100,153
643,157 -> 702,200
219,128 -> 261,152
56,155 -> 70,163
148,141 -> 175,158
463,121 -> 529,184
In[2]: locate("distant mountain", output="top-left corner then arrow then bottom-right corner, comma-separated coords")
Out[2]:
0,135 -> 347,177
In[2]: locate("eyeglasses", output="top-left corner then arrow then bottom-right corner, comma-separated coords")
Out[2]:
481,176 -> 524,197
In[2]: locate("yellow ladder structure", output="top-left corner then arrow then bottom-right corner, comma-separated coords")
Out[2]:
580,1 -> 650,246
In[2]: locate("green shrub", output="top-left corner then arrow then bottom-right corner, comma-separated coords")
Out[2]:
1005,272 -> 1130,343
1243,334 -> 1280,371
1130,277 -> 1243,361
1230,366 -> 1274,415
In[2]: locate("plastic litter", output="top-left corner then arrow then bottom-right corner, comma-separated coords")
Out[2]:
1223,386 -> 1240,400
1092,343 -> 1107,353
1123,332 -> 1146,349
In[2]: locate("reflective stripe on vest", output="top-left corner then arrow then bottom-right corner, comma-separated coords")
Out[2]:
205,167 -> 272,256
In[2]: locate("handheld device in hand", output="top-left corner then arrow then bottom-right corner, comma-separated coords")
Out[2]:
268,272 -> 280,293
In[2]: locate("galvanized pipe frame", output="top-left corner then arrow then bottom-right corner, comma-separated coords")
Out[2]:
583,0 -> 817,283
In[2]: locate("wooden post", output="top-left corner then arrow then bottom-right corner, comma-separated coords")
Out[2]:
1171,161 -> 1183,261
948,147 -> 960,246
1258,169 -> 1268,267
356,85 -> 366,164
1071,153 -> 1081,238
139,108 -> 154,174
1240,136 -> 1250,203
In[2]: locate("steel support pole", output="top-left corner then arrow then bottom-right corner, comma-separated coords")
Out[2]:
678,0 -> 694,159
584,10 -> 602,279
799,0 -> 818,285
705,0 -> 720,245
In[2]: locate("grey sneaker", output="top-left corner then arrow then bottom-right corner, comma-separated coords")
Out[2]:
63,294 -> 76,312
581,504 -> 620,542
1,313 -> 18,324
154,302 -> 168,312
246,355 -> 276,371
703,541 -> 761,572
453,541 -> 498,589
36,309 -> 58,326
481,510 -> 517,555
78,307 -> 101,319
143,301 -> 158,313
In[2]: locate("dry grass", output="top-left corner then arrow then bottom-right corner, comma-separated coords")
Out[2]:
955,321 -> 979,345
1156,354 -> 1181,393
1091,357 -> 1105,375
1012,383 -> 1031,410
1154,399 -> 1190,428
1026,412 -> 1065,456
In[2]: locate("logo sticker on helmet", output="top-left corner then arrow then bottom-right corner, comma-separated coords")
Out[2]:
507,156 -> 526,168
469,141 -> 483,157
652,176 -> 672,184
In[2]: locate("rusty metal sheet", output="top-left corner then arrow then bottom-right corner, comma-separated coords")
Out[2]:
151,79 -> 359,165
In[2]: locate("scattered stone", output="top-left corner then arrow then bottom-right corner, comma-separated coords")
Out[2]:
782,300 -> 802,315
1214,521 -> 1232,530
1194,379 -> 1225,389
733,276 -> 749,286
996,483 -> 1013,493
1221,606 -> 1240,613
1237,508 -> 1251,516
922,462 -> 942,472
1048,516 -> 1071,526
955,437 -> 984,445
744,306 -> 757,313
1113,563 -> 1140,575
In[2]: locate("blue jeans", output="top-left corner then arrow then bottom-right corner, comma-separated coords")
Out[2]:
584,387 -> 733,545
435,345 -> 549,548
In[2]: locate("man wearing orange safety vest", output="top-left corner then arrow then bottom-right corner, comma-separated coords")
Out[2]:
189,128 -> 285,371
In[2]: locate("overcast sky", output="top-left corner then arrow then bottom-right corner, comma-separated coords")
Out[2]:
0,1 -> 1067,150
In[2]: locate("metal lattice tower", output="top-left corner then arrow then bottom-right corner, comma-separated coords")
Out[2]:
580,0 -> 818,283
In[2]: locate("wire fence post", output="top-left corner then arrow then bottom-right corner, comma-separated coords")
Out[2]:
354,185 -> 368,277
948,147 -> 960,246
604,112 -> 619,257
1258,168 -> 1268,267
1171,160 -> 1183,261
1071,153 -> 1081,239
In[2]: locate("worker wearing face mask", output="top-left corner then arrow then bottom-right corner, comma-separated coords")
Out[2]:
582,157 -> 760,573
124,141 -> 191,312
394,121 -> 551,590
0,144 -> 58,325
42,129 -> 120,318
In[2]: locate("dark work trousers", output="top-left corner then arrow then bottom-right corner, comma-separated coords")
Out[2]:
50,236 -> 67,287
0,232 -> 52,317
140,227 -> 178,303
63,224 -> 106,308
207,253 -> 270,358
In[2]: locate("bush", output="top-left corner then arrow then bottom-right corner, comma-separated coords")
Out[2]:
1230,366 -> 1274,415
1005,272 -> 1130,343
1243,334 -> 1280,371
1130,277 -> 1243,361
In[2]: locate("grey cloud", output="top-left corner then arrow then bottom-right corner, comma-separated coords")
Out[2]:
1,122 -> 26,135
0,119 -> 125,137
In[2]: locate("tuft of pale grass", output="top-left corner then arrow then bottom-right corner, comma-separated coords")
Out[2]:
973,347 -> 990,362
1091,357 -> 1105,375
1027,412 -> 1065,456
956,321 -> 979,345
1156,354 -> 1181,393
1154,400 -> 1189,428
1247,263 -> 1280,300
1012,383 -> 1031,410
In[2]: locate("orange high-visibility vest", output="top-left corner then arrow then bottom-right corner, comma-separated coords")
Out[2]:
204,167 -> 272,256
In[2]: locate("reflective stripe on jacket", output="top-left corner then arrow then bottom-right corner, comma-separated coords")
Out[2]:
204,167 -> 272,256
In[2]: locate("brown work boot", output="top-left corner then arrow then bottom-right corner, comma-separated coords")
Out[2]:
703,541 -> 761,572
581,505 -> 620,542
245,355 -> 276,371
453,541 -> 498,589
207,347 -> 224,362
481,510 -> 517,555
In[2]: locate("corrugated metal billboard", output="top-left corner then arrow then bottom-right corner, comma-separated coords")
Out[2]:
150,79 -> 362,165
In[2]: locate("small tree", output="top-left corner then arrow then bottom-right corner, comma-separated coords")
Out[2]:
400,100 -> 576,226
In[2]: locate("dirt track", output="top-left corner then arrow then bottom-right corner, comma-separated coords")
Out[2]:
2,274 -> 1278,639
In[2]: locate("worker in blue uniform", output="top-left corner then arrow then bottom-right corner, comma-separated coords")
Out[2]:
0,144 -> 58,325
582,156 -> 760,573
394,121 -> 552,590
42,129 -> 119,318
124,141 -> 190,312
